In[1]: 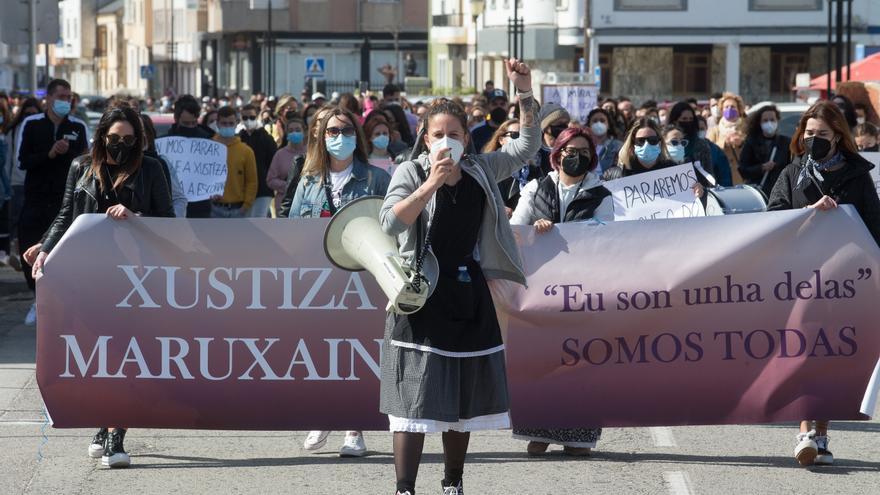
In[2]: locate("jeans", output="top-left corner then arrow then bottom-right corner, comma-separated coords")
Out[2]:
248,196 -> 273,218
211,203 -> 246,219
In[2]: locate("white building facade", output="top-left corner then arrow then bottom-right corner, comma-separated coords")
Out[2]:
431,0 -> 880,104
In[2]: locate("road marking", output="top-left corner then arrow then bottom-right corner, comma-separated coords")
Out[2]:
650,426 -> 678,447
663,471 -> 694,495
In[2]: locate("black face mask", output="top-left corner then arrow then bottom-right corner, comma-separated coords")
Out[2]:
107,142 -> 134,165
489,107 -> 507,126
561,154 -> 591,177
678,120 -> 698,137
548,125 -> 567,139
805,136 -> 833,160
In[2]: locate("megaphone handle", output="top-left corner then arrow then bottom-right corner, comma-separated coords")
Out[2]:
411,210 -> 435,294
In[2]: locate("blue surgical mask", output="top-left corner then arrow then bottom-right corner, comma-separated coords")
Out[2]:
53,100 -> 71,117
288,131 -> 304,145
325,134 -> 357,160
667,144 -> 686,163
218,126 -> 236,138
372,134 -> 390,150
635,143 -> 661,163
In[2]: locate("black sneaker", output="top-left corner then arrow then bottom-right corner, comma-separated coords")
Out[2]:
88,428 -> 108,459
101,429 -> 131,468
442,480 -> 463,495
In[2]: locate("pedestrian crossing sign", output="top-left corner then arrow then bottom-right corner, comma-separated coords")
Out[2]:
305,57 -> 326,79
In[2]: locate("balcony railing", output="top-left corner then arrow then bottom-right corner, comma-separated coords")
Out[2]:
432,14 -> 465,28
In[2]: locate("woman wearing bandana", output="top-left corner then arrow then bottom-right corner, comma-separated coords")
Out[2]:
768,99 -> 880,467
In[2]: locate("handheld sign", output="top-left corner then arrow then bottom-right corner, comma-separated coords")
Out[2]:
862,152 -> 880,196
604,163 -> 705,221
155,137 -> 228,202
541,84 -> 598,125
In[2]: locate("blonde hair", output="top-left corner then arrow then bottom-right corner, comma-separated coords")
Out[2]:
302,107 -> 369,177
718,92 -> 745,119
618,117 -> 670,170
482,119 -> 520,153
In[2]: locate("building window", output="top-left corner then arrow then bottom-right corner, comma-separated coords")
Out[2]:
557,0 -> 569,9
770,46 -> 809,99
614,0 -> 687,11
673,46 -> 710,96
749,0 -> 821,11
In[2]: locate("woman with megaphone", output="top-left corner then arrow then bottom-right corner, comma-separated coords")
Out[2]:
289,106 -> 391,458
379,58 -> 540,495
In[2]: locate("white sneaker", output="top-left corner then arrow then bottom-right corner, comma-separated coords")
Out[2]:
24,303 -> 36,326
815,435 -> 834,465
795,430 -> 818,466
88,428 -> 108,459
339,431 -> 367,457
302,430 -> 330,451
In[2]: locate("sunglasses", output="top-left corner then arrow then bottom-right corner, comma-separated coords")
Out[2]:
242,115 -> 258,121
106,134 -> 136,146
666,139 -> 689,148
634,136 -> 661,146
503,131 -> 520,139
325,126 -> 356,137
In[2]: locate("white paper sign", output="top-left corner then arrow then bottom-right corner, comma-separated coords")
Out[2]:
862,152 -> 880,196
604,163 -> 706,221
541,84 -> 599,125
155,137 -> 228,202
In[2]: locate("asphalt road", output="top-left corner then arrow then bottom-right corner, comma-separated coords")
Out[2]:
1,267 -> 878,495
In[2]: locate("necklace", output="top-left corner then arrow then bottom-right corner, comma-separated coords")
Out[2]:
442,182 -> 460,205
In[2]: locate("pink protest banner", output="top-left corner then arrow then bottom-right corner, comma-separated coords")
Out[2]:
496,206 -> 880,428
36,209 -> 880,429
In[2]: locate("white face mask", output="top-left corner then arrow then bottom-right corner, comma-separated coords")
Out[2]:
244,118 -> 261,131
857,117 -> 866,125
430,136 -> 465,165
761,121 -> 778,136
710,106 -> 720,119
590,121 -> 608,137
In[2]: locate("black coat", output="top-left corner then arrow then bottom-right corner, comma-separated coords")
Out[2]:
768,151 -> 880,246
498,163 -> 545,209
739,133 -> 791,197
41,155 -> 175,253
533,174 -> 611,223
239,128 -> 277,197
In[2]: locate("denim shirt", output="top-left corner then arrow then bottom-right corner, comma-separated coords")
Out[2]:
288,158 -> 391,218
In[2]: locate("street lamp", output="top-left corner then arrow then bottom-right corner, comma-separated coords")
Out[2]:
471,0 -> 485,90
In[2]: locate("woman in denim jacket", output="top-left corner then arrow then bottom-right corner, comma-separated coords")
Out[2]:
288,107 -> 391,219
288,106 -> 390,458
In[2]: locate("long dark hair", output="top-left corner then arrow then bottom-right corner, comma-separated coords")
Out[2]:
790,100 -> 859,157
832,93 -> 858,129
4,97 -> 42,135
382,103 -> 415,146
90,104 -> 146,191
746,104 -> 781,139
140,113 -> 159,152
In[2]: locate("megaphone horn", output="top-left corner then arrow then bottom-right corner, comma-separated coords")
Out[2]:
323,196 -> 438,315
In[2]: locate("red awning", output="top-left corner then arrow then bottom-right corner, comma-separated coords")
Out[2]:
810,52 -> 880,90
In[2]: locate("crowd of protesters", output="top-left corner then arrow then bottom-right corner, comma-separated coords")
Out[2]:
2,69 -> 879,491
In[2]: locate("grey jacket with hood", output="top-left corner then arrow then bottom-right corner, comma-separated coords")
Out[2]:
380,97 -> 541,286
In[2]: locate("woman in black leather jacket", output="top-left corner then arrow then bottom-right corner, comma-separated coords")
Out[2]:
23,102 -> 173,468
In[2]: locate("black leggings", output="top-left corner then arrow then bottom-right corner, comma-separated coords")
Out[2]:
394,431 -> 470,494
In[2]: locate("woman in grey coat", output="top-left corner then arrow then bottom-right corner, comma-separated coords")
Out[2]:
379,59 -> 540,495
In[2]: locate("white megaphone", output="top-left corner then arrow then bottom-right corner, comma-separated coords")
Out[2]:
323,196 -> 439,314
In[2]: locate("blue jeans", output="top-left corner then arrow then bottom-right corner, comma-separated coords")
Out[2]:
248,196 -> 273,218
211,203 -> 246,218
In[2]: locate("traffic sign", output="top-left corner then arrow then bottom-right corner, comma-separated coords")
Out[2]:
305,57 -> 326,79
140,65 -> 156,80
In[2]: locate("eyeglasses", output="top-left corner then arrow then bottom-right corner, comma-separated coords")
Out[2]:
561,147 -> 591,157
106,134 -> 136,146
242,115 -> 258,121
634,136 -> 661,146
666,139 -> 689,148
503,131 -> 520,139
325,126 -> 356,137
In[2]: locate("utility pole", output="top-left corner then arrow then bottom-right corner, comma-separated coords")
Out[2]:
28,0 -> 37,96
835,0 -> 843,85
267,0 -> 273,95
845,0 -> 852,81
826,0 -> 832,96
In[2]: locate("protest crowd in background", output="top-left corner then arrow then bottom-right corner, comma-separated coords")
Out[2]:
1,65 -> 880,493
